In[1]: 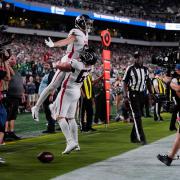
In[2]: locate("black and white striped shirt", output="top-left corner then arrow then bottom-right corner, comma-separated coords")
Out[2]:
123,65 -> 149,92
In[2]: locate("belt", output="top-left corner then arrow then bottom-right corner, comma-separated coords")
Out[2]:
129,90 -> 144,93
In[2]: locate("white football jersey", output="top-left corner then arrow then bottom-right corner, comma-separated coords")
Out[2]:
61,59 -> 91,90
66,28 -> 88,59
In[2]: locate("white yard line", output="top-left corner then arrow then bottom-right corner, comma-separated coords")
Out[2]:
52,134 -> 180,180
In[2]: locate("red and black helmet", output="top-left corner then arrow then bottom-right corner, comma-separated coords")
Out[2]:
75,14 -> 93,33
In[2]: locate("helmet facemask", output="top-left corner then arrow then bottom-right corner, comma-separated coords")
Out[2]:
75,15 -> 93,33
86,19 -> 93,33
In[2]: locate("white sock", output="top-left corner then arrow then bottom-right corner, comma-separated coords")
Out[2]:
53,90 -> 62,118
58,118 -> 72,143
68,119 -> 78,145
36,86 -> 52,109
35,70 -> 65,109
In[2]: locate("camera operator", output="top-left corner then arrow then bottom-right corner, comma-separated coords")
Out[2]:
0,48 -> 11,164
152,69 -> 166,121
169,64 -> 180,131
157,64 -> 180,166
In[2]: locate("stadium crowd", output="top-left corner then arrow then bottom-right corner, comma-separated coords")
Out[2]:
27,0 -> 180,23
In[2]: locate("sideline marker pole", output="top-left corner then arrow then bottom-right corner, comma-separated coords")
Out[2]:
101,30 -> 111,125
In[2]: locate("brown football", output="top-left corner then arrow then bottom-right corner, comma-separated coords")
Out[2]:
37,152 -> 54,163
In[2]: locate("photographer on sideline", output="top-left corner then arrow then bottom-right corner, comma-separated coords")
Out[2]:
169,64 -> 180,131
157,64 -> 180,166
0,48 -> 11,164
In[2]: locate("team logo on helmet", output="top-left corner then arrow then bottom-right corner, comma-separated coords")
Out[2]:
80,47 -> 98,65
75,14 -> 93,33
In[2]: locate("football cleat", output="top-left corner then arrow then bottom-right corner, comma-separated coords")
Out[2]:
31,106 -> 39,122
62,142 -> 78,154
0,157 -> 5,164
157,154 -> 173,166
74,144 -> 80,151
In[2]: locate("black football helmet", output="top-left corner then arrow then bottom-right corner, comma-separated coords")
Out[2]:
80,47 -> 98,65
134,51 -> 141,59
75,14 -> 93,33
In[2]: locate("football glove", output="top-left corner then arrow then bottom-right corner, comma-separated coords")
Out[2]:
45,37 -> 54,48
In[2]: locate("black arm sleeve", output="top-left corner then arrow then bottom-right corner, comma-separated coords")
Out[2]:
47,71 -> 55,85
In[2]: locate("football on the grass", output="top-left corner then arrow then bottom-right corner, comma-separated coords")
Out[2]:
37,152 -> 54,163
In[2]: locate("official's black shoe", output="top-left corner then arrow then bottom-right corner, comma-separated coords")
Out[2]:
42,130 -> 55,134
56,127 -> 61,131
157,154 -> 173,166
169,127 -> 177,131
141,141 -> 147,145
9,132 -> 21,140
89,128 -> 97,131
131,139 -> 141,143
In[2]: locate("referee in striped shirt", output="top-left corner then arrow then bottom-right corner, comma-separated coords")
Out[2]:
123,51 -> 152,145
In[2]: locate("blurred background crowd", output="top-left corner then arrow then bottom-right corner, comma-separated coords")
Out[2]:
27,0 -> 180,23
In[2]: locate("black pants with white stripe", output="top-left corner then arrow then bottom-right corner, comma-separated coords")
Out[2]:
154,101 -> 163,121
129,91 -> 146,142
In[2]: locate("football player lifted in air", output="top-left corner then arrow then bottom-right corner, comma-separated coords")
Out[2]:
31,14 -> 93,121
52,47 -> 98,154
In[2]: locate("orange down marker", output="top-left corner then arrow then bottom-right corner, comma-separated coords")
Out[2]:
101,30 -> 111,124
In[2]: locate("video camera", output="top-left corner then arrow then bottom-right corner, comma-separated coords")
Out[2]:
151,48 -> 180,112
152,49 -> 180,76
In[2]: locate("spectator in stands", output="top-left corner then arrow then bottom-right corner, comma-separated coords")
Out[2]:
17,0 -> 180,23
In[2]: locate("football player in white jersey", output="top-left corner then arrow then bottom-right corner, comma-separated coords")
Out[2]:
31,14 -> 93,121
53,48 -> 98,154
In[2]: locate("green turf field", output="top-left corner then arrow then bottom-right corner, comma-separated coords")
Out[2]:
0,112 -> 175,180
